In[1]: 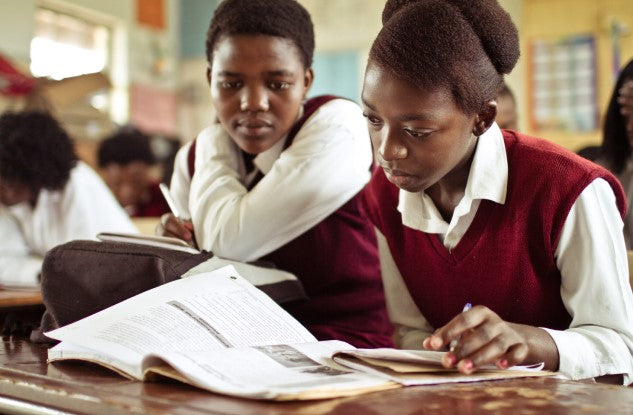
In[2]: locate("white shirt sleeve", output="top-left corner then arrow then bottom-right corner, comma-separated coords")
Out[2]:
189,99 -> 373,261
376,230 -> 435,349
55,163 -> 138,243
546,178 -> 633,383
169,141 -> 193,219
0,209 -> 42,287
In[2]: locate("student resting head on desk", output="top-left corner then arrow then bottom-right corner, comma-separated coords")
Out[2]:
360,0 -> 633,384
0,111 -> 137,288
156,0 -> 393,348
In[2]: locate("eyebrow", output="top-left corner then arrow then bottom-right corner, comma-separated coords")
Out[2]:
361,97 -> 438,122
217,70 -> 295,77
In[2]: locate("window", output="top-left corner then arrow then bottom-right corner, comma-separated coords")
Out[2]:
30,8 -> 110,80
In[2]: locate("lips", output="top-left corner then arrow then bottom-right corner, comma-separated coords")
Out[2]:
381,166 -> 419,190
382,166 -> 413,178
236,118 -> 273,136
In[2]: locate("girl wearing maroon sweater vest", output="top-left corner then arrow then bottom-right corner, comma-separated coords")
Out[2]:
360,0 -> 633,384
157,0 -> 393,348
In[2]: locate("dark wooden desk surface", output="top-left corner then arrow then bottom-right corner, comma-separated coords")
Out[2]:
0,338 -> 632,415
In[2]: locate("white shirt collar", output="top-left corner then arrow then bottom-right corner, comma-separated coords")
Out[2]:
398,122 -> 507,234
252,134 -> 287,175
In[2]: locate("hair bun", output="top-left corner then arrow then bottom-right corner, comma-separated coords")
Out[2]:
381,0 -> 519,75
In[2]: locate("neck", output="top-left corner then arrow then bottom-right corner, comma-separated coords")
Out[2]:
426,137 -> 478,222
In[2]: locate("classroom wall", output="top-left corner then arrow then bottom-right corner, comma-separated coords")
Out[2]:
1,1 -> 631,152
522,0 -> 633,150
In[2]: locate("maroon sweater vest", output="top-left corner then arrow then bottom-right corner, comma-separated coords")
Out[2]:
189,96 -> 394,348
362,130 -> 626,330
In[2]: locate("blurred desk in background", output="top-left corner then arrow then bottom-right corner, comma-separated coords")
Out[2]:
0,289 -> 41,309
0,289 -> 43,337
132,217 -> 160,236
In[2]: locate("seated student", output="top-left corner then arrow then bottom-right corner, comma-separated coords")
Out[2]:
495,82 -> 518,130
0,111 -> 137,287
158,0 -> 393,348
597,59 -> 633,247
97,127 -> 170,217
360,0 -> 633,383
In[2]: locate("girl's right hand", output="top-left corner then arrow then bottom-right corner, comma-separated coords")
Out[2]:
156,213 -> 195,245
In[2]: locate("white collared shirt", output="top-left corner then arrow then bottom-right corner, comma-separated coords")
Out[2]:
170,98 -> 373,262
0,162 -> 137,287
379,123 -> 633,383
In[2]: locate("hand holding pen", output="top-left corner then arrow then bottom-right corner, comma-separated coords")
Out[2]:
157,183 -> 196,246
422,303 -> 533,374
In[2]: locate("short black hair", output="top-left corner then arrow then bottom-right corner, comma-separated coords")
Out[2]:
0,111 -> 77,190
97,127 -> 156,168
370,0 -> 520,115
601,59 -> 633,175
206,0 -> 314,69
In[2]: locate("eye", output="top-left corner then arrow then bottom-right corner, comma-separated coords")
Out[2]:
268,81 -> 291,91
404,128 -> 431,139
362,113 -> 382,126
220,81 -> 242,89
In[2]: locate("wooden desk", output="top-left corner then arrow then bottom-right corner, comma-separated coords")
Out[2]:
0,289 -> 41,308
0,338 -> 632,414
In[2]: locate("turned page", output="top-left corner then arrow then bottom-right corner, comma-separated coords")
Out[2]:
46,266 -> 316,373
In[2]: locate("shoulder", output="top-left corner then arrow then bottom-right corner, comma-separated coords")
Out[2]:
503,130 -> 626,217
504,130 -> 614,178
303,97 -> 365,130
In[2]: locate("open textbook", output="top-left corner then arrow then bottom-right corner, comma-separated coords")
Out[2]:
46,266 -> 554,401
97,232 -> 201,254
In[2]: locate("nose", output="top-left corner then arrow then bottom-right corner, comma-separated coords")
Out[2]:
377,128 -> 407,161
240,86 -> 269,112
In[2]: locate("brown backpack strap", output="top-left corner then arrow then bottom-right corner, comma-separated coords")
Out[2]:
187,95 -> 340,179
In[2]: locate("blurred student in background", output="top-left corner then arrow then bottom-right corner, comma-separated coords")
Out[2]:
98,127 -> 170,217
598,59 -> 633,247
495,82 -> 518,130
0,111 -> 136,287
158,0 -> 393,348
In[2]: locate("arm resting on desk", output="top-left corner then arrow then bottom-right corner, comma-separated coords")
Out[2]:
0,212 -> 42,287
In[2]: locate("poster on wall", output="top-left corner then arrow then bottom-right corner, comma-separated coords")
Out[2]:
136,0 -> 165,29
130,83 -> 177,135
529,34 -> 598,132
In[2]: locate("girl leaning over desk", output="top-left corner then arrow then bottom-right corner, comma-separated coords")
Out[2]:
157,0 -> 393,348
360,0 -> 633,384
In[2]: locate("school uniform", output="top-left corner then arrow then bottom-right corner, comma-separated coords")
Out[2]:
170,97 -> 393,348
0,162 -> 137,287
363,123 -> 633,383
127,181 -> 170,218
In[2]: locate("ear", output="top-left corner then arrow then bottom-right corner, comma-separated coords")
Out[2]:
473,100 -> 497,136
303,68 -> 314,98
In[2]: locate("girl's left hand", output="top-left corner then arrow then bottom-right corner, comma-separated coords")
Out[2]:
422,305 -> 530,374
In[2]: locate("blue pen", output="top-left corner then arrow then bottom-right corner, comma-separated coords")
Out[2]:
449,302 -> 473,352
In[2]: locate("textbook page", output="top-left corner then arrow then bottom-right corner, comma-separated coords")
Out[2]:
332,348 -> 555,386
144,340 -> 398,400
46,266 -> 316,379
96,232 -> 200,254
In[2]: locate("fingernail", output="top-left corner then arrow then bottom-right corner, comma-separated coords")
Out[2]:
497,359 -> 508,369
422,338 -> 431,349
442,353 -> 457,367
458,359 -> 474,373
